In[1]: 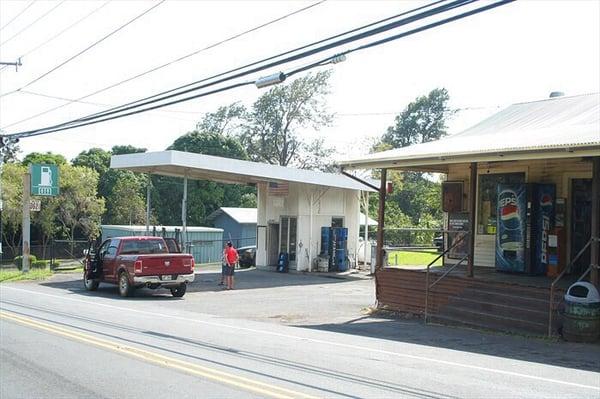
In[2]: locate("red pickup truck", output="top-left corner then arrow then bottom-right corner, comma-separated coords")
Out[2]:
83,236 -> 195,298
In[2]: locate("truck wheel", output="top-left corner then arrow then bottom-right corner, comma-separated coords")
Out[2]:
83,274 -> 99,291
170,284 -> 186,298
118,272 -> 134,297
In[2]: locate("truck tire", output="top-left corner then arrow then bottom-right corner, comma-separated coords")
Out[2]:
118,272 -> 134,297
83,273 -> 99,291
170,283 -> 186,298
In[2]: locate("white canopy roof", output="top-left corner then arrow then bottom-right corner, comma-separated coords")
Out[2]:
340,93 -> 600,171
111,150 -> 374,191
207,207 -> 378,226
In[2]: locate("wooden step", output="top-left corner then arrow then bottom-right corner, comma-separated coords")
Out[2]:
446,296 -> 548,324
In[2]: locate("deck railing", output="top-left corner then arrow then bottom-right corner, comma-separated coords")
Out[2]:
548,236 -> 598,337
424,232 -> 470,324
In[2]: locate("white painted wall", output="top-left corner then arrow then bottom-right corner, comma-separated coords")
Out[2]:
255,182 -> 362,272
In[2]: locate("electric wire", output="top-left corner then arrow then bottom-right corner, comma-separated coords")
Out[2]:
0,0 -> 67,47
0,1 -> 112,72
8,0 -> 473,137
0,0 -> 165,99
1,0 -> 440,130
0,1 -> 36,32
10,0 -> 514,139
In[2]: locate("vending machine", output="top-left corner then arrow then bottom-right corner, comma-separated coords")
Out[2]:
495,183 -> 555,274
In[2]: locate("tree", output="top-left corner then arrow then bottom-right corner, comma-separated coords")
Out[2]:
112,145 -> 147,155
22,152 -> 67,166
55,164 -> 105,243
382,88 -> 454,148
196,103 -> 247,136
106,173 -> 146,225
0,136 -> 21,162
295,138 -> 336,172
1,163 -> 26,255
240,70 -> 334,168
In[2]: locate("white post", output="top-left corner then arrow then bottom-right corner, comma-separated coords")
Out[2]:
308,191 -> 314,272
364,191 -> 370,271
145,180 -> 151,234
181,175 -> 188,252
22,171 -> 31,273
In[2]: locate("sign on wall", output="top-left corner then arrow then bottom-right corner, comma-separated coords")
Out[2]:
30,164 -> 59,196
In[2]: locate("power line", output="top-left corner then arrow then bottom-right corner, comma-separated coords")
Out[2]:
0,1 -> 112,72
0,0 -> 165,98
0,0 -> 67,47
0,1 -> 36,32
8,0 -> 514,139
10,0 -> 470,136
1,0 -> 328,129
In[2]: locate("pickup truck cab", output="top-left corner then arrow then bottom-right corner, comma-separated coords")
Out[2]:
83,236 -> 195,298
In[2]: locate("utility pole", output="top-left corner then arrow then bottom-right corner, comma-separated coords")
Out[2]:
22,171 -> 31,272
0,58 -> 22,71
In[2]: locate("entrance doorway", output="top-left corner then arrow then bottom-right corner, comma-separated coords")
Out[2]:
571,178 -> 592,274
267,224 -> 279,266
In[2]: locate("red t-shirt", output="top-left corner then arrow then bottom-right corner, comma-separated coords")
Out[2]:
225,247 -> 238,265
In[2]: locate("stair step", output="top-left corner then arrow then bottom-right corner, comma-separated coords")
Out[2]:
428,313 -> 549,337
447,296 -> 548,324
457,288 -> 553,312
436,304 -> 548,335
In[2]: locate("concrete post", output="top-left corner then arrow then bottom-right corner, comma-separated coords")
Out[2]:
376,169 -> 387,270
591,157 -> 599,286
467,162 -> 477,278
22,172 -> 31,272
145,181 -> 151,235
181,175 -> 188,252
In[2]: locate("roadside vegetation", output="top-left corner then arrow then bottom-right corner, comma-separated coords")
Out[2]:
0,268 -> 53,283
386,249 -> 443,267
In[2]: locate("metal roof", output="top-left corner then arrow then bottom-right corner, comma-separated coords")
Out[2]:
111,150 -> 374,191
340,93 -> 600,170
102,225 -> 223,233
207,207 -> 378,226
207,207 -> 257,224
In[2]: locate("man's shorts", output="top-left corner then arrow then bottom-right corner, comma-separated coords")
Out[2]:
223,264 -> 235,276
222,263 -> 227,276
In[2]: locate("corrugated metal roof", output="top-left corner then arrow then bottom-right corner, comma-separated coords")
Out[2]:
111,150 -> 375,192
102,225 -> 223,233
341,93 -> 600,170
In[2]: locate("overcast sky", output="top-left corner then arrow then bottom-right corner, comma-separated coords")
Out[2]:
0,0 -> 598,162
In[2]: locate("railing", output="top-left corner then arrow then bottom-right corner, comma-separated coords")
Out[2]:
548,236 -> 598,337
424,232 -> 470,324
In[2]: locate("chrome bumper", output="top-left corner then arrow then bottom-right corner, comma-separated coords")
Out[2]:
133,273 -> 194,286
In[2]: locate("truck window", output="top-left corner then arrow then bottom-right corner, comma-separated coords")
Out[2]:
120,240 -> 168,255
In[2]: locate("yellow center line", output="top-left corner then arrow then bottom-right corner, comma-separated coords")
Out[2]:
0,311 -> 318,399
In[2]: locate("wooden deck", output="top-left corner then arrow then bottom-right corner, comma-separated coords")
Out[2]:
375,266 -> 576,336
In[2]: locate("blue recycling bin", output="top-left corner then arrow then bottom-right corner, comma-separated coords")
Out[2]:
277,252 -> 289,273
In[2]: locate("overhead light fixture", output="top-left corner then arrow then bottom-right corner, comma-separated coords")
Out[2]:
255,72 -> 286,89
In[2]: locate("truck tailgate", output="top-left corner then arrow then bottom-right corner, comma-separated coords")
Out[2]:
135,254 -> 193,275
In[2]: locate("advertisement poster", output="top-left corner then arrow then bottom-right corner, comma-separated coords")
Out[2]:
448,212 -> 469,259
495,184 -> 527,272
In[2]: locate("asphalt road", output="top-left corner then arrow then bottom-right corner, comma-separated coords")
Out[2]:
1,275 -> 599,399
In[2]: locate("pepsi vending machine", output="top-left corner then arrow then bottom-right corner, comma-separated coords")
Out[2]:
495,183 -> 555,274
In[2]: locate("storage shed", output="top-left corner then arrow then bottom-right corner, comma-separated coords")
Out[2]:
206,207 -> 257,248
101,225 -> 223,264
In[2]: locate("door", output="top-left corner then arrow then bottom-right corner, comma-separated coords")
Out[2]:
267,224 -> 279,266
102,239 -> 120,282
571,179 -> 592,274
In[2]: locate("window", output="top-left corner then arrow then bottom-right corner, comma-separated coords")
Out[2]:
279,216 -> 297,261
331,217 -> 344,228
106,239 -> 120,256
121,239 -> 168,255
478,172 -> 525,235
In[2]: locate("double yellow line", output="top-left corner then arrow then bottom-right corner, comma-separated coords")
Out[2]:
0,311 -> 317,399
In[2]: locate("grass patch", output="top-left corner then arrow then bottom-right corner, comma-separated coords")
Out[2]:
387,249 -> 443,267
0,268 -> 53,283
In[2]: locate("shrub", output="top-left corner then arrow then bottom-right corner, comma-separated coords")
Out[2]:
31,260 -> 49,269
50,260 -> 61,270
13,255 -> 38,271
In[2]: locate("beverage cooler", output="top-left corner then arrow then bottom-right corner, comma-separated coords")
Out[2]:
495,183 -> 555,275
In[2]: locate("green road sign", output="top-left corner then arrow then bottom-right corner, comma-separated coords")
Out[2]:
30,164 -> 59,196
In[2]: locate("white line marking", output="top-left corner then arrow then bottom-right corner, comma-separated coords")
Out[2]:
2,285 -> 599,391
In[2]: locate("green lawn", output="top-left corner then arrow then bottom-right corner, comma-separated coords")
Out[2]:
386,249 -> 443,267
0,268 -> 53,283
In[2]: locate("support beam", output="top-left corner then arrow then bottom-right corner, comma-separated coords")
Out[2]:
181,175 -> 188,252
364,191 -> 370,273
145,181 -> 151,234
467,162 -> 477,278
591,157 -> 600,286
376,169 -> 387,270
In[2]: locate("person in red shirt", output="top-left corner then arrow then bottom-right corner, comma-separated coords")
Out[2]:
224,241 -> 238,290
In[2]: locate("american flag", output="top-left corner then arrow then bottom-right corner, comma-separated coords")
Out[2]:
268,182 -> 289,196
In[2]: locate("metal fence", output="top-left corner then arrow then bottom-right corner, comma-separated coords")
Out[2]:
0,239 -> 89,268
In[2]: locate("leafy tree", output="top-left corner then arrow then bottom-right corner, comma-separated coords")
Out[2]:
112,145 -> 146,155
55,164 -> 105,243
1,163 -> 26,254
72,148 -> 111,179
239,193 -> 257,208
382,88 -> 454,148
106,173 -> 146,225
22,152 -> 67,166
240,70 -> 334,168
0,136 -> 21,162
196,103 -> 247,136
